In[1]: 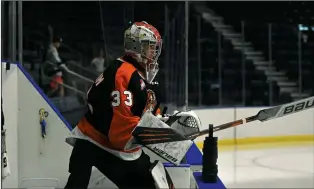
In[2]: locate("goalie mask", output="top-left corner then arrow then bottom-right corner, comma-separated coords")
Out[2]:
124,21 -> 162,84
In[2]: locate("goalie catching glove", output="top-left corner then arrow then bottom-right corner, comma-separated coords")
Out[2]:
157,109 -> 202,140
130,110 -> 202,165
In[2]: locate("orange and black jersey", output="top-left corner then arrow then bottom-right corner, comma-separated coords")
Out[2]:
77,56 -> 160,152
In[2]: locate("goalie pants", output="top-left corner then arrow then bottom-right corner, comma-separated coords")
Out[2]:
64,139 -> 156,189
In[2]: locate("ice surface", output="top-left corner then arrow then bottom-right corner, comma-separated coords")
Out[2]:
217,144 -> 314,188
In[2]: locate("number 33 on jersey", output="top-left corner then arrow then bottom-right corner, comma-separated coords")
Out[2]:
111,90 -> 133,107
85,59 -> 157,120
77,57 -> 159,152
87,73 -> 134,110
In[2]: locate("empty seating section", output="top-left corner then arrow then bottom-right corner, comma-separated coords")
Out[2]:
241,23 -> 313,95
198,15 -> 275,105
198,17 -> 271,106
21,2 -> 313,110
206,2 -> 314,99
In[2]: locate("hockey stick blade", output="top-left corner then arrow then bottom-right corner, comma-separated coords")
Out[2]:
132,126 -> 188,145
187,96 -> 314,140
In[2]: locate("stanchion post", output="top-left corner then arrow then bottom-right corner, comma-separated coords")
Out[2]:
202,124 -> 218,183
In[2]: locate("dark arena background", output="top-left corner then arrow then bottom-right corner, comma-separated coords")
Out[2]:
1,1 -> 314,188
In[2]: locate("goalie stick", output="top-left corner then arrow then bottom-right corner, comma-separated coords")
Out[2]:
186,96 -> 314,140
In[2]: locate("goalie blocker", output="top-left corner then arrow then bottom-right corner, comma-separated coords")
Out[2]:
131,111 -> 202,166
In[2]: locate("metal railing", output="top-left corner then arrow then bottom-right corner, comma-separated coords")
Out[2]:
43,61 -> 94,97
41,74 -> 87,97
44,61 -> 93,82
59,63 -> 94,84
66,60 -> 99,80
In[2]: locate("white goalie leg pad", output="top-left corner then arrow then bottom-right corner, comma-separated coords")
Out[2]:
150,160 -> 174,189
146,141 -> 192,166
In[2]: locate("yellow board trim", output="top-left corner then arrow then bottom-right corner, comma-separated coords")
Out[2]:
195,135 -> 314,151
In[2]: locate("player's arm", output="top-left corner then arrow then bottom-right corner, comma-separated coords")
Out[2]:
108,70 -> 147,150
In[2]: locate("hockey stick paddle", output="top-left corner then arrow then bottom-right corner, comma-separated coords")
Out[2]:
187,96 -> 314,140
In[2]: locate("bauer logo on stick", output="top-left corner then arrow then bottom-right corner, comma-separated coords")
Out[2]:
282,97 -> 314,115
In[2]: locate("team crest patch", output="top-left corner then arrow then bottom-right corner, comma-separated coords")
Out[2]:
140,79 -> 146,90
146,89 -> 157,112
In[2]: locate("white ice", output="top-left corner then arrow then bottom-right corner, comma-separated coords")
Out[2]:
218,144 -> 314,188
